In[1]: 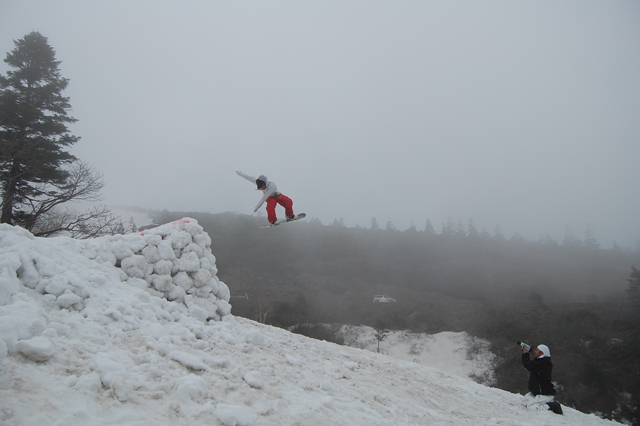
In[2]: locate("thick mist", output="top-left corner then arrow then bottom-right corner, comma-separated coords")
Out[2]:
1,1 -> 639,247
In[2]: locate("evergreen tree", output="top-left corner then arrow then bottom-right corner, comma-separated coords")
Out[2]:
627,267 -> 640,310
442,216 -> 455,236
371,217 -> 379,230
0,32 -> 79,225
424,218 -> 436,235
479,226 -> 491,239
563,225 -> 583,247
539,233 -> 558,246
373,320 -> 390,353
584,223 -> 600,249
385,218 -> 396,231
510,232 -> 525,244
331,218 -> 346,227
467,217 -> 479,238
405,221 -> 417,233
528,290 -> 549,312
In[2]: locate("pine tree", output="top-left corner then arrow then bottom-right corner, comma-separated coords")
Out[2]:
331,218 -> 346,227
385,218 -> 396,231
479,226 -> 490,239
467,217 -> 479,238
584,223 -> 600,249
405,221 -> 417,233
442,217 -> 455,236
493,224 -> 505,241
563,225 -> 583,247
627,267 -> 640,310
0,32 -> 79,225
424,218 -> 435,235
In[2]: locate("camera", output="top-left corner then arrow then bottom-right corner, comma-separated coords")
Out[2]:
517,341 -> 531,351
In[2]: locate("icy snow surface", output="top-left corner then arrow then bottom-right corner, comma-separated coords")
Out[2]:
0,219 -> 620,425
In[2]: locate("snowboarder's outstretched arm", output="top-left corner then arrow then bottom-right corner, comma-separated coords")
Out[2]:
254,183 -> 278,211
236,170 -> 279,212
236,171 -> 257,183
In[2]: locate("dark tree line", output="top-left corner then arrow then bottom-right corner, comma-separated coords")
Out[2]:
378,215 -> 617,251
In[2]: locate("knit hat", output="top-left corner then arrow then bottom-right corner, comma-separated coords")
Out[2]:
537,344 -> 551,358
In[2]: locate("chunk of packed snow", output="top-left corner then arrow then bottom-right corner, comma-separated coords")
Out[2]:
0,268 -> 19,305
179,251 -> 200,273
216,404 -> 256,426
169,350 -> 209,371
92,352 -> 132,389
176,374 -> 209,402
74,372 -> 102,393
285,354 -> 300,365
0,298 -> 48,352
16,336 -> 54,361
56,290 -> 83,308
344,361 -> 359,370
120,255 -> 148,278
244,330 -> 267,346
243,371 -> 263,389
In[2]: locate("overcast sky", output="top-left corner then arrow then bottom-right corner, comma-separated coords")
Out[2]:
1,1 -> 639,248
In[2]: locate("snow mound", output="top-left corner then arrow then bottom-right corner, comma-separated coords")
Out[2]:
0,218 -> 230,362
1,217 -> 229,320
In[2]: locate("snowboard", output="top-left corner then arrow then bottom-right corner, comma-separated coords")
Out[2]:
261,213 -> 306,228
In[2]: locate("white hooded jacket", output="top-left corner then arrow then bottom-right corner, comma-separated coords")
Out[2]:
236,171 -> 279,212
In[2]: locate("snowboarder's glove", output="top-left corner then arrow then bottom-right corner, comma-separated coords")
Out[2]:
236,170 -> 242,175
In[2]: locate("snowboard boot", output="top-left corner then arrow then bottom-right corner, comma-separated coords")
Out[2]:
547,401 -> 563,415
286,216 -> 296,221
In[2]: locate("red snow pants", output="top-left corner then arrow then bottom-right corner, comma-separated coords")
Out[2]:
266,194 -> 294,222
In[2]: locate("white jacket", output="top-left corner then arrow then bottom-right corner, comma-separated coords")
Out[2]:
236,171 -> 279,212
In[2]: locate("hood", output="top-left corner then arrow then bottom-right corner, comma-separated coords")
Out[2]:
537,344 -> 551,358
256,174 -> 268,190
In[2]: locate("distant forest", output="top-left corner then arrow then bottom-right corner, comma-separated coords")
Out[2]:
148,210 -> 640,425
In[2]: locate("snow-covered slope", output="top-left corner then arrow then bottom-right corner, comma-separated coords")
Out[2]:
338,326 -> 497,386
0,220 -> 619,425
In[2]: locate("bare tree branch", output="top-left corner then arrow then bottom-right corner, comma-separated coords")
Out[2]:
31,205 -> 126,239
8,161 -> 105,232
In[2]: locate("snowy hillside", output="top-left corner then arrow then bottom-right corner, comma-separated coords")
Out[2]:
337,326 -> 497,386
0,219 -> 620,425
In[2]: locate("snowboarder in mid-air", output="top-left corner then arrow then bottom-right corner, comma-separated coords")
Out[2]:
236,171 -> 305,226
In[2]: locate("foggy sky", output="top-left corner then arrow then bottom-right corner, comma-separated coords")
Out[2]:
1,1 -> 639,248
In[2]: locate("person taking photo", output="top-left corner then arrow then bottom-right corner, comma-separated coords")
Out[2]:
521,343 -> 563,415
